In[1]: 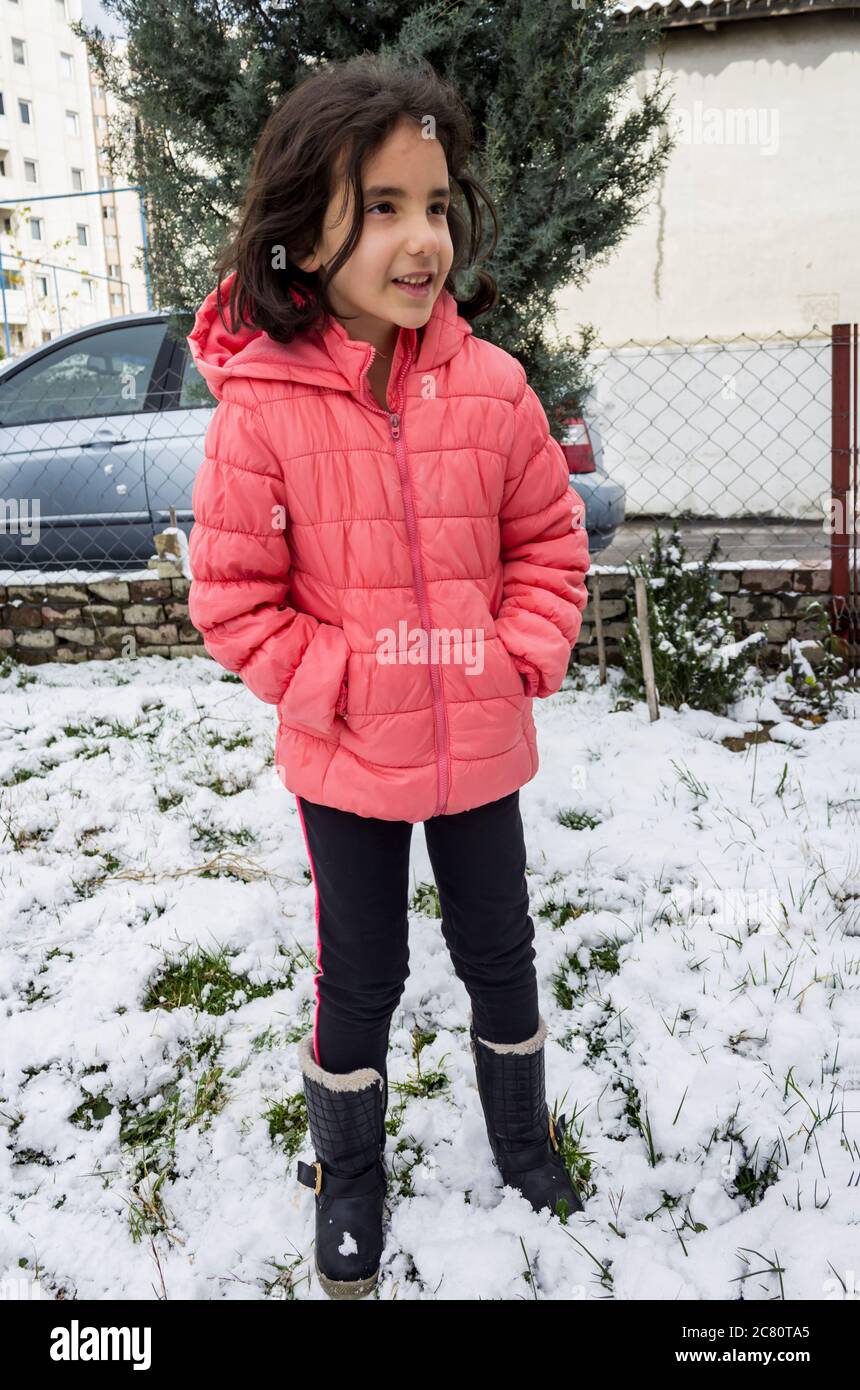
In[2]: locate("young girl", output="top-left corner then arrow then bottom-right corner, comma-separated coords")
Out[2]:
186,52 -> 590,1300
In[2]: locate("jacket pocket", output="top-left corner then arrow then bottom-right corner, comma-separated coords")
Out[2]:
277,622 -> 351,739
496,634 -> 539,699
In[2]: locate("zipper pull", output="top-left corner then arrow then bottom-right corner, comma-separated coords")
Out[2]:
389,412 -> 400,439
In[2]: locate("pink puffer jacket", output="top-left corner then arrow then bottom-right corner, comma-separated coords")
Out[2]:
186,271 -> 590,822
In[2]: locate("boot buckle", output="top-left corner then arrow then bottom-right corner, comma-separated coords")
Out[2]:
296,1158 -> 324,1195
549,1111 -> 567,1154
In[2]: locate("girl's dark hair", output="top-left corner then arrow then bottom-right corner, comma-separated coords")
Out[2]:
213,51 -> 499,344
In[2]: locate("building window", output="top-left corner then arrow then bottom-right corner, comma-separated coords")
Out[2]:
102,205 -> 115,222
60,52 -> 73,80
82,278 -> 94,300
105,233 -> 118,251
29,216 -> 43,240
71,167 -> 83,191
110,291 -> 122,309
94,114 -> 105,130
76,224 -> 88,247
0,157 -> 5,178
12,38 -> 26,66
99,173 -> 111,190
24,158 -> 37,182
18,99 -> 31,124
36,275 -> 49,297
55,0 -> 66,19
108,263 -> 120,279
65,110 -> 78,137
0,93 -> 4,116
92,83 -> 104,101
3,217 -> 11,233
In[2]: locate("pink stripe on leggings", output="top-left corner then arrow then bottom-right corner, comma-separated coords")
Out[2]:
294,794 -> 323,1066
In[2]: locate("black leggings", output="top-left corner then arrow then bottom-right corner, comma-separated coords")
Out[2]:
295,789 -> 540,1076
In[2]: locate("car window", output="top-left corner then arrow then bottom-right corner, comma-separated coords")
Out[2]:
0,323 -> 166,426
178,348 -> 216,408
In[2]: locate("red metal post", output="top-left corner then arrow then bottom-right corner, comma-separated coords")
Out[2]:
830,323 -> 858,671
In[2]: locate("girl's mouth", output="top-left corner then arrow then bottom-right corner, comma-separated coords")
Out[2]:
391,274 -> 433,299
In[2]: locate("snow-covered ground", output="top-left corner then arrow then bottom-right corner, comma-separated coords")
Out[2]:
0,653 -> 858,1301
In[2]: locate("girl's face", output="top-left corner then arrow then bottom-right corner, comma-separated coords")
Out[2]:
297,117 -> 455,355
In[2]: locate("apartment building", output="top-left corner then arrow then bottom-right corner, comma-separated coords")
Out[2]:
0,0 -> 148,359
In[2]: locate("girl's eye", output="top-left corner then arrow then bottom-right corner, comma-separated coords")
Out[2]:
366,202 -> 449,216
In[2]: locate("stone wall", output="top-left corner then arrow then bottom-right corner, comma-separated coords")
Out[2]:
0,576 -> 204,664
0,563 -> 832,670
576,562 -> 832,669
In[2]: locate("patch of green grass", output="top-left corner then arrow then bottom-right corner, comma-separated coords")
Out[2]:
203,774 -> 255,797
555,1104 -> 596,1209
264,1093 -> 308,1161
0,655 -> 37,687
11,1147 -> 56,1167
118,1033 -> 227,1187
157,791 -> 184,812
142,943 -> 297,1015
191,823 -> 256,854
391,1026 -> 449,1102
20,948 -> 74,1005
70,1091 -> 114,1129
259,1252 -> 310,1300
551,937 -> 624,1009
559,999 -> 616,1063
281,1001 -> 313,1046
557,809 -> 601,831
613,1076 -> 662,1165
411,881 -> 441,917
536,895 -> 588,930
732,1139 -> 782,1207
79,848 -> 122,875
204,729 -> 254,752
390,1136 -> 427,1199
3,766 -> 45,785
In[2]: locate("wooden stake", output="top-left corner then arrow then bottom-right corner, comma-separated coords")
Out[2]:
634,575 -> 660,721
592,574 -> 607,684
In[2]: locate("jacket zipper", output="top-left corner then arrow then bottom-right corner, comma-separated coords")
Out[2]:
358,339 -> 451,816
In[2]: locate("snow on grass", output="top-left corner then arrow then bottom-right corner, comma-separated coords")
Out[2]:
0,652 -> 858,1301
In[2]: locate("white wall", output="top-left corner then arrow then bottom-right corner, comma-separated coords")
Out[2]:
557,13 -> 860,345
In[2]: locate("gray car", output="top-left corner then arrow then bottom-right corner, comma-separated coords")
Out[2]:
0,311 -> 623,568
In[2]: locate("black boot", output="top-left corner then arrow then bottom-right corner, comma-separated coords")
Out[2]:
469,1013 -> 584,1217
296,1034 -> 388,1299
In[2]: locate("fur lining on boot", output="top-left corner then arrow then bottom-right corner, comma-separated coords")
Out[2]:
473,1013 -> 548,1055
297,1032 -> 384,1093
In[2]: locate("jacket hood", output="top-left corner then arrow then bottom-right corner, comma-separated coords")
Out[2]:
186,269 -> 473,401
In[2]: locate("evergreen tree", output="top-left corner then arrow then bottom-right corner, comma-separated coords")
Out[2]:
620,526 -> 766,714
75,0 -> 674,428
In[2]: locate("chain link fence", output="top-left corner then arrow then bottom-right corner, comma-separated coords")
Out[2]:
0,314 -> 844,576
583,327 -> 834,568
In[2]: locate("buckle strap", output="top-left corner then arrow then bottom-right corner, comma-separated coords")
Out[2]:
296,1157 -> 384,1198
